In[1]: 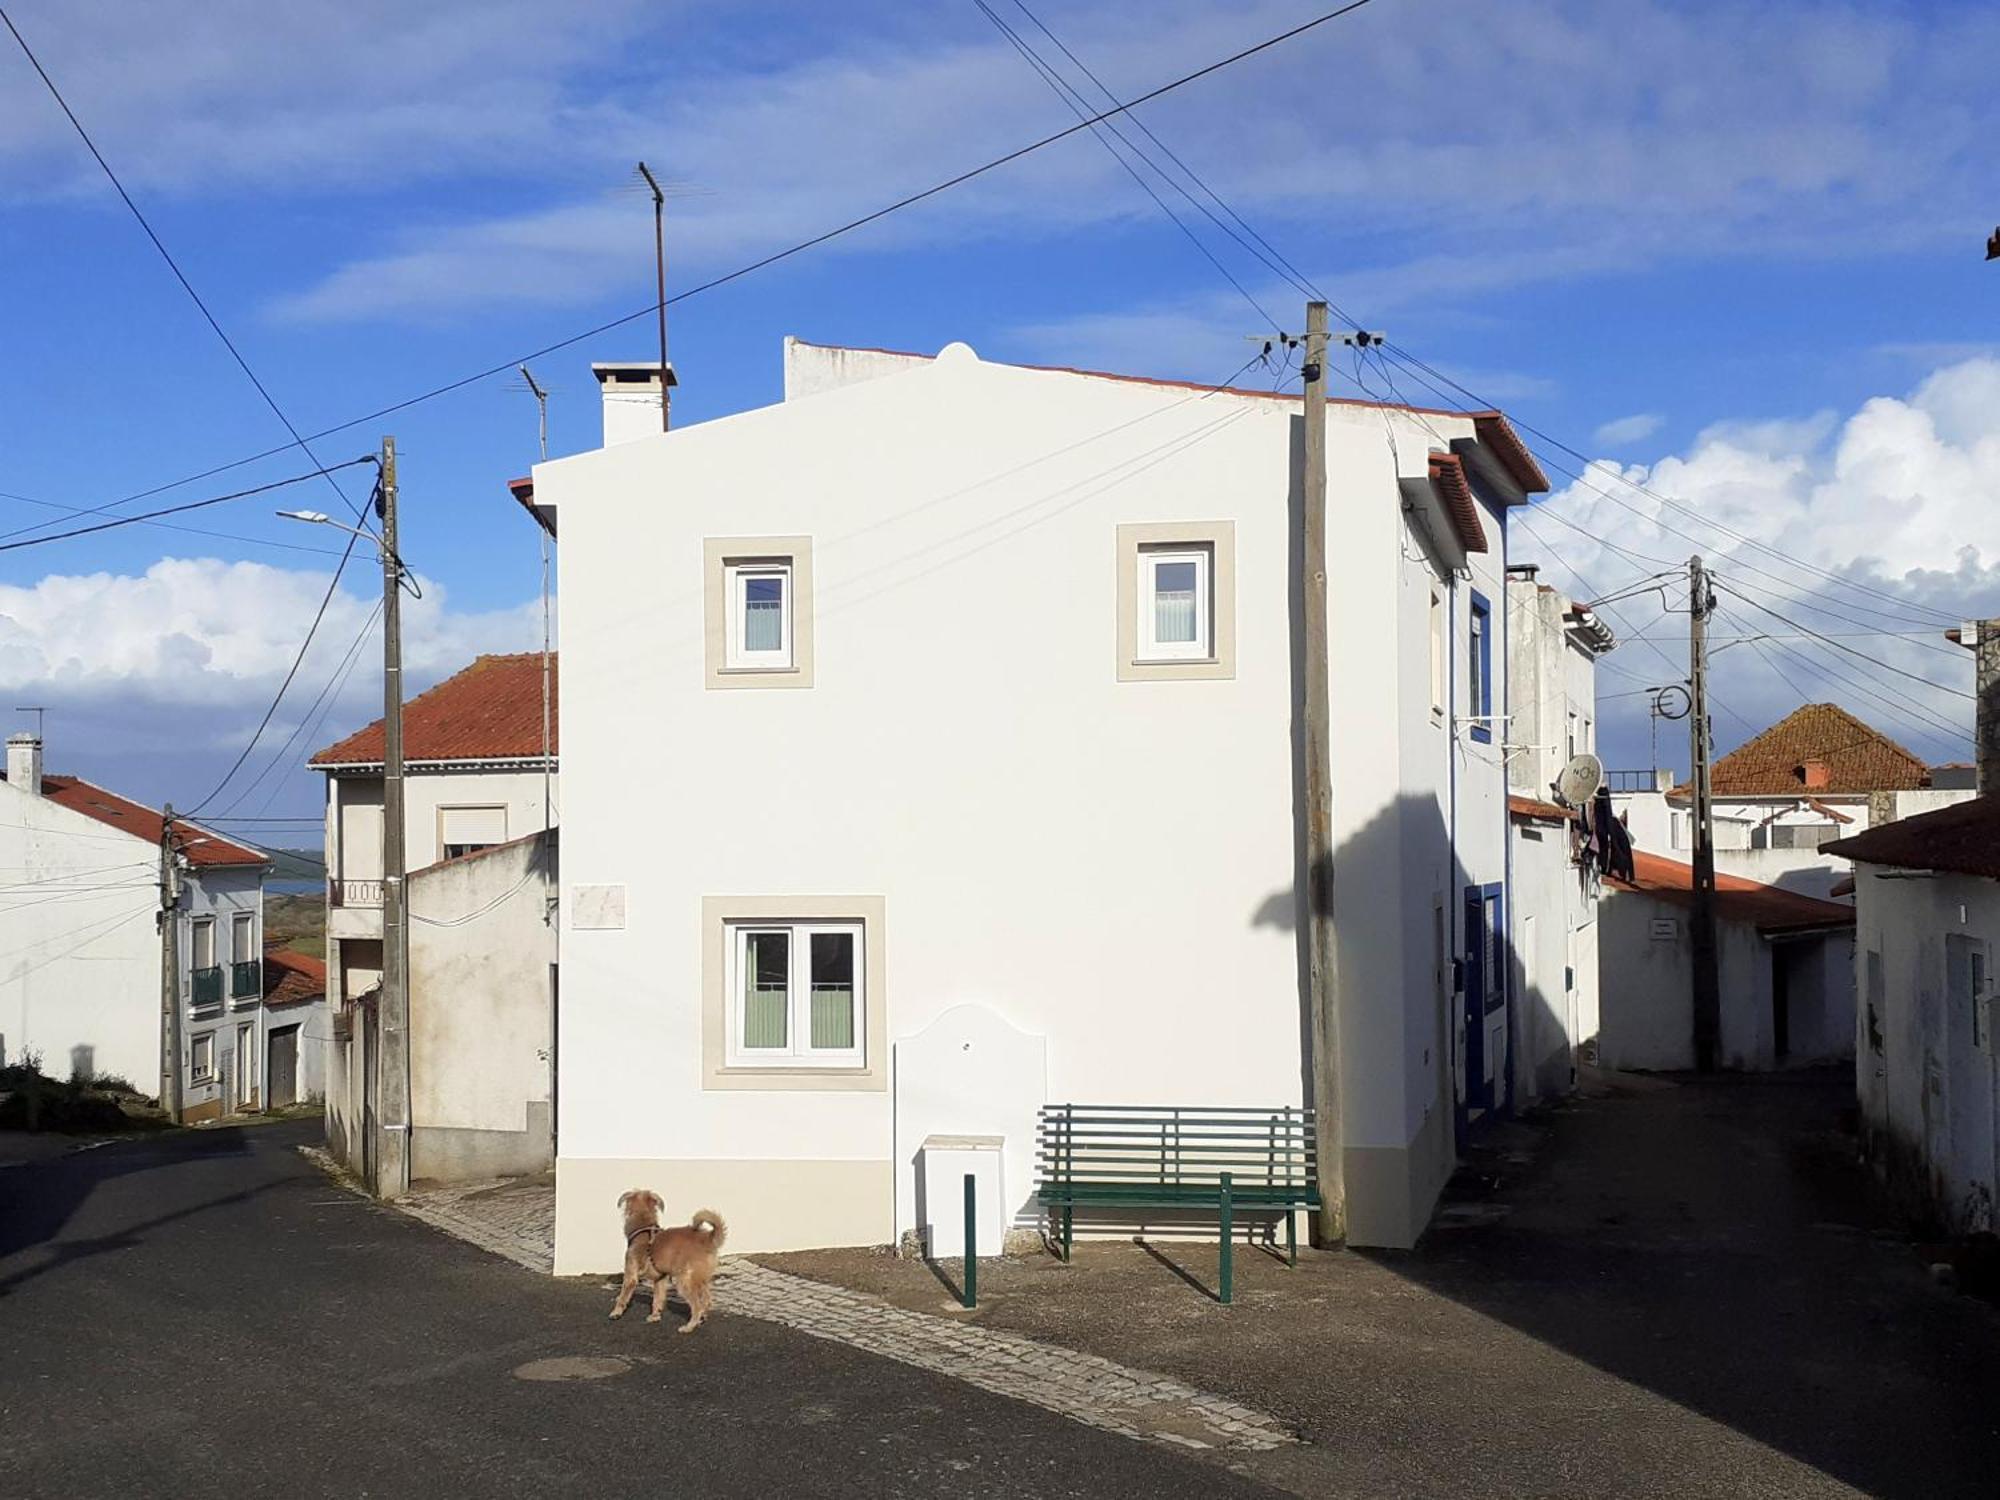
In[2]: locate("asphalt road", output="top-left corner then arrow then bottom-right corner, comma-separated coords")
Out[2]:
0,1121 -> 1277,1499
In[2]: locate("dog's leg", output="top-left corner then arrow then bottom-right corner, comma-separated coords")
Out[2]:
610,1258 -> 639,1320
678,1268 -> 711,1334
645,1272 -> 671,1324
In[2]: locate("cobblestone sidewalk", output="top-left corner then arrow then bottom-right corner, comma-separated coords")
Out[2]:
300,1148 -> 1292,1455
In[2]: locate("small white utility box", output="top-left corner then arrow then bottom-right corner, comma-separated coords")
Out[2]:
919,1134 -> 1006,1258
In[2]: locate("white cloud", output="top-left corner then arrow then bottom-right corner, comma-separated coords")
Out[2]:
0,556 -> 542,813
1593,413 -> 1663,446
1524,359 -> 2000,769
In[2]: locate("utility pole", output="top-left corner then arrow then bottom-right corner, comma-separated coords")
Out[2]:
636,161 -> 669,432
1687,555 -> 1721,1071
1970,618 -> 2000,794
377,437 -> 411,1199
1300,300 -> 1346,1244
158,805 -> 182,1121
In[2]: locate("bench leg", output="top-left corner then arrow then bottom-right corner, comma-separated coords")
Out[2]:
1218,1173 -> 1233,1305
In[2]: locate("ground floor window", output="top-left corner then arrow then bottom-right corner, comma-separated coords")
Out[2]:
190,1032 -> 215,1083
729,921 -> 863,1067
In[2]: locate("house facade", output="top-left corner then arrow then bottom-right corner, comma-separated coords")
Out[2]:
543,336 -> 1547,1271
311,653 -> 558,1185
1504,571 -> 1615,1103
1611,704 -> 1968,900
1598,850 -> 1856,1071
1,732 -> 269,1116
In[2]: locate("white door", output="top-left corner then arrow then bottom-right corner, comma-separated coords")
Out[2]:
236,1022 -> 256,1110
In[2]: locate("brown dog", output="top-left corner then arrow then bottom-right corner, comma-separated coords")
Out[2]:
609,1190 -> 726,1333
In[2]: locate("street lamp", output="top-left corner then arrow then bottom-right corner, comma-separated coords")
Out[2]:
277,442 -> 412,1201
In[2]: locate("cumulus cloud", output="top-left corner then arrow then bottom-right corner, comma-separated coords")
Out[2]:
1593,413 -> 1664,447
0,556 -> 543,816
1522,359 -> 1998,772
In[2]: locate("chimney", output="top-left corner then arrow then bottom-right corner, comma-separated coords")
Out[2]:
1796,759 -> 1831,791
6,733 -> 42,796
592,361 -> 677,447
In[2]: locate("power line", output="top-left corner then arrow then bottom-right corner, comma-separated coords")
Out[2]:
1713,582 -> 1974,701
0,488 -> 348,558
0,459 -> 374,555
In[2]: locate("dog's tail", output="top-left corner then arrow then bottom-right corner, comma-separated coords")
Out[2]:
690,1209 -> 727,1250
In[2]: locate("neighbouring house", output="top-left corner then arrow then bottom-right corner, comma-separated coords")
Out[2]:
260,947 -> 329,1107
1504,568 -> 1616,1103
538,336 -> 1550,1271
0,733 -> 270,1118
1598,850 -> 1856,1071
1828,796 -> 1999,1231
310,653 -> 558,1186
1611,704 -> 1973,900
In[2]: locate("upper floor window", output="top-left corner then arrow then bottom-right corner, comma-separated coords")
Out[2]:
190,917 -> 216,971
1467,592 -> 1493,743
232,910 -> 255,962
705,537 -> 815,690
440,805 -> 507,861
1138,545 -> 1212,662
1429,588 -> 1446,720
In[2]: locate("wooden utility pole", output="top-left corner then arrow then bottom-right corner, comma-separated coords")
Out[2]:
377,437 -> 411,1199
157,805 -> 182,1121
1687,554 -> 1721,1071
636,161 -> 669,432
1300,301 -> 1346,1243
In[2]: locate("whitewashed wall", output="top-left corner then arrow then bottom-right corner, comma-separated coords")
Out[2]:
549,342 -> 1517,1269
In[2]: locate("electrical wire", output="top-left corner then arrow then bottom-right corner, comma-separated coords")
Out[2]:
1713,582 -> 1973,701
0,488 -> 348,558
0,459 -> 374,554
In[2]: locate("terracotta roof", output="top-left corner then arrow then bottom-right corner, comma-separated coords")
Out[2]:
787,339 -> 1548,496
1508,794 -> 1571,822
1698,704 -> 1930,796
262,947 -> 326,1008
1,773 -> 268,867
311,653 -> 559,767
1428,453 -> 1489,554
1609,850 -> 1855,934
1825,795 -> 2000,880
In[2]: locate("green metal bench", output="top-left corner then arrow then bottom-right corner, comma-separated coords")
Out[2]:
1035,1103 -> 1320,1303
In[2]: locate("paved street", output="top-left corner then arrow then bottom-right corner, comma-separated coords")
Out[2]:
0,1121 -> 1278,1500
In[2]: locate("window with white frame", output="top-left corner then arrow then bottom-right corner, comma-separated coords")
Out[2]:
232,910 -> 255,962
725,559 -> 793,669
1467,592 -> 1493,742
1137,544 -> 1212,661
190,1032 -> 215,1083
440,804 -> 507,861
190,917 -> 216,970
727,920 -> 863,1067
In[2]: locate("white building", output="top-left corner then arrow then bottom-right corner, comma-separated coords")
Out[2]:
1,732 -> 271,1117
1504,571 -> 1615,1103
1611,704 -> 1967,901
1598,850 -> 1855,1071
311,653 -> 558,1185
540,337 -> 1550,1271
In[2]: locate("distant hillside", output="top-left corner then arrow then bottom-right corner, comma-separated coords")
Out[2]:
264,846 -> 325,882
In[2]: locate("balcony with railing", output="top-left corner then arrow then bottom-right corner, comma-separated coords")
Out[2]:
329,877 -> 384,909
230,959 -> 262,1004
191,965 -> 225,1012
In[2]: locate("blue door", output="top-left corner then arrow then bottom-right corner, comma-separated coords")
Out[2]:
1462,884 -> 1506,1123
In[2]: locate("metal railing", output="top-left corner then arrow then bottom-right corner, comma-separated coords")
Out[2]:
1606,768 -> 1671,794
191,966 -> 224,1008
328,877 -> 384,909
230,960 -> 262,1001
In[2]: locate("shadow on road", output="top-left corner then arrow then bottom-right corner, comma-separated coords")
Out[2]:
1365,1071 -> 2000,1500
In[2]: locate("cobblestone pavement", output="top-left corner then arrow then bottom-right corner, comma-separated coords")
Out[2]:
302,1150 -> 1293,1455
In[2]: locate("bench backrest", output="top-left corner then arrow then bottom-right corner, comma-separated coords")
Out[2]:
1037,1104 -> 1318,1190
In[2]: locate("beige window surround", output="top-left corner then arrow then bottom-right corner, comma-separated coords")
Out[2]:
701,895 -> 886,1092
704,536 -> 815,690
1116,520 -> 1236,682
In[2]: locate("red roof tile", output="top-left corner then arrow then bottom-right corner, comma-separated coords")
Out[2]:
1609,850 -> 1855,934
1696,704 -> 1930,796
1825,795 -> 2000,879
262,947 -> 326,1008
1429,452 -> 1489,554
311,653 -> 559,767
1508,794 -> 1571,821
15,775 -> 268,867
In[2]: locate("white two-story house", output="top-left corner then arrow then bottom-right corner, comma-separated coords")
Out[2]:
311,653 -> 558,1186
1,731 -> 269,1118
538,336 -> 1546,1269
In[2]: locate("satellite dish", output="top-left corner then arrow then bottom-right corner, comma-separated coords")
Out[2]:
1554,753 -> 1605,809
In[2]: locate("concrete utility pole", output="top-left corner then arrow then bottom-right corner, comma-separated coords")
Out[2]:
1971,619 -> 2000,794
1687,555 -> 1721,1072
157,805 -> 182,1121
1300,301 -> 1346,1243
377,437 -> 411,1199
636,162 -> 669,433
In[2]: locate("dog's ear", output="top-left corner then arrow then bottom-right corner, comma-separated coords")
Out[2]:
646,1191 -> 664,1214
617,1191 -> 633,1209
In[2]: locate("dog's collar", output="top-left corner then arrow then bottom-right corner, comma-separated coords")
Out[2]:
626,1225 -> 659,1245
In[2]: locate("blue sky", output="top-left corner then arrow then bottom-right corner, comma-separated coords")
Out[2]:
1,0 -> 1994,833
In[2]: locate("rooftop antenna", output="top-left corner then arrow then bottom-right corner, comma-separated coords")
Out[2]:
635,161 -> 669,432
516,365 -> 554,931
13,705 -> 46,739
